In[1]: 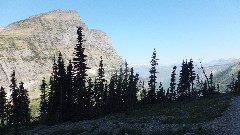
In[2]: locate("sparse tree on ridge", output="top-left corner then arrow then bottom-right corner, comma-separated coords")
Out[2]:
147,49 -> 159,104
177,60 -> 190,100
168,66 -> 177,101
188,59 -> 196,97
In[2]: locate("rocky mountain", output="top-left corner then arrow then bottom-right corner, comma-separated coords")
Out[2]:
0,10 -> 124,98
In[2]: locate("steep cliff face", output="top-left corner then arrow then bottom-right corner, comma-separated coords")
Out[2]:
0,10 -> 124,97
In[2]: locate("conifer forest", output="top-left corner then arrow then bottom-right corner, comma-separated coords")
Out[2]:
1,26 -> 240,133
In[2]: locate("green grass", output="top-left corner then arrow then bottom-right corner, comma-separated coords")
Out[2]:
108,93 -> 233,124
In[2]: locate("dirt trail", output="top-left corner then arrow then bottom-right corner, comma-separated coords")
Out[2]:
206,96 -> 240,135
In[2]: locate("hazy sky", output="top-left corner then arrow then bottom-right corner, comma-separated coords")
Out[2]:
1,0 -> 240,65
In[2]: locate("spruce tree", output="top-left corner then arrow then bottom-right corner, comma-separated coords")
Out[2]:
147,49 -> 159,104
122,61 -> 129,111
56,52 -> 66,122
18,82 -> 30,124
9,70 -> 20,125
0,87 -> 7,127
196,74 -> 202,96
72,26 -> 89,120
188,59 -> 196,97
108,71 -> 119,113
47,57 -> 58,123
168,66 -> 177,101
156,82 -> 165,103
85,78 -> 93,118
39,78 -> 48,122
65,60 -> 74,121
126,67 -> 139,111
177,60 -> 190,100
116,68 -> 124,111
94,56 -> 105,115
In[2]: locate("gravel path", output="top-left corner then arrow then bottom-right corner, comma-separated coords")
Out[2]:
205,96 -> 240,135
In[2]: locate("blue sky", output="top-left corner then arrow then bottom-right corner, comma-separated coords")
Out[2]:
1,0 -> 240,65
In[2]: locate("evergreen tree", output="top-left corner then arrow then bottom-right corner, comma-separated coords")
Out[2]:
126,67 -> 139,111
177,60 -> 190,100
18,82 -> 30,124
94,56 -> 105,116
47,57 -> 58,123
122,61 -> 129,111
208,72 -> 216,95
9,70 -> 21,125
108,71 -> 120,113
147,49 -> 159,104
84,78 -> 93,118
116,68 -> 124,111
72,26 -> 89,120
39,78 -> 48,122
56,52 -> 66,122
0,87 -> 7,127
188,59 -> 196,96
168,66 -> 177,101
65,60 -> 74,121
196,74 -> 202,96
102,80 -> 108,115
156,82 -> 165,103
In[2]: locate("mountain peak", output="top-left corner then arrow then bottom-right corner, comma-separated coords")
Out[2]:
28,9 -> 80,20
0,10 -> 123,97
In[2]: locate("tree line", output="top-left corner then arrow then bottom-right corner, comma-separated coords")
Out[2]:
0,26 -> 236,129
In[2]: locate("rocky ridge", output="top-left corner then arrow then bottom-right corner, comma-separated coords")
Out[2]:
0,10 -> 124,98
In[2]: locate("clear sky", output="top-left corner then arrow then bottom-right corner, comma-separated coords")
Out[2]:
1,0 -> 240,65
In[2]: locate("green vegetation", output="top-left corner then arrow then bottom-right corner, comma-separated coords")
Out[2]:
29,98 -> 40,120
107,93 -> 233,124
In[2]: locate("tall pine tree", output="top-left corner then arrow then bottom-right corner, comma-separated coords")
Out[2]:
9,70 -> 21,125
72,26 -> 89,120
168,66 -> 177,101
147,49 -> 159,104
94,56 -> 105,116
18,82 -> 30,124
47,56 -> 58,123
